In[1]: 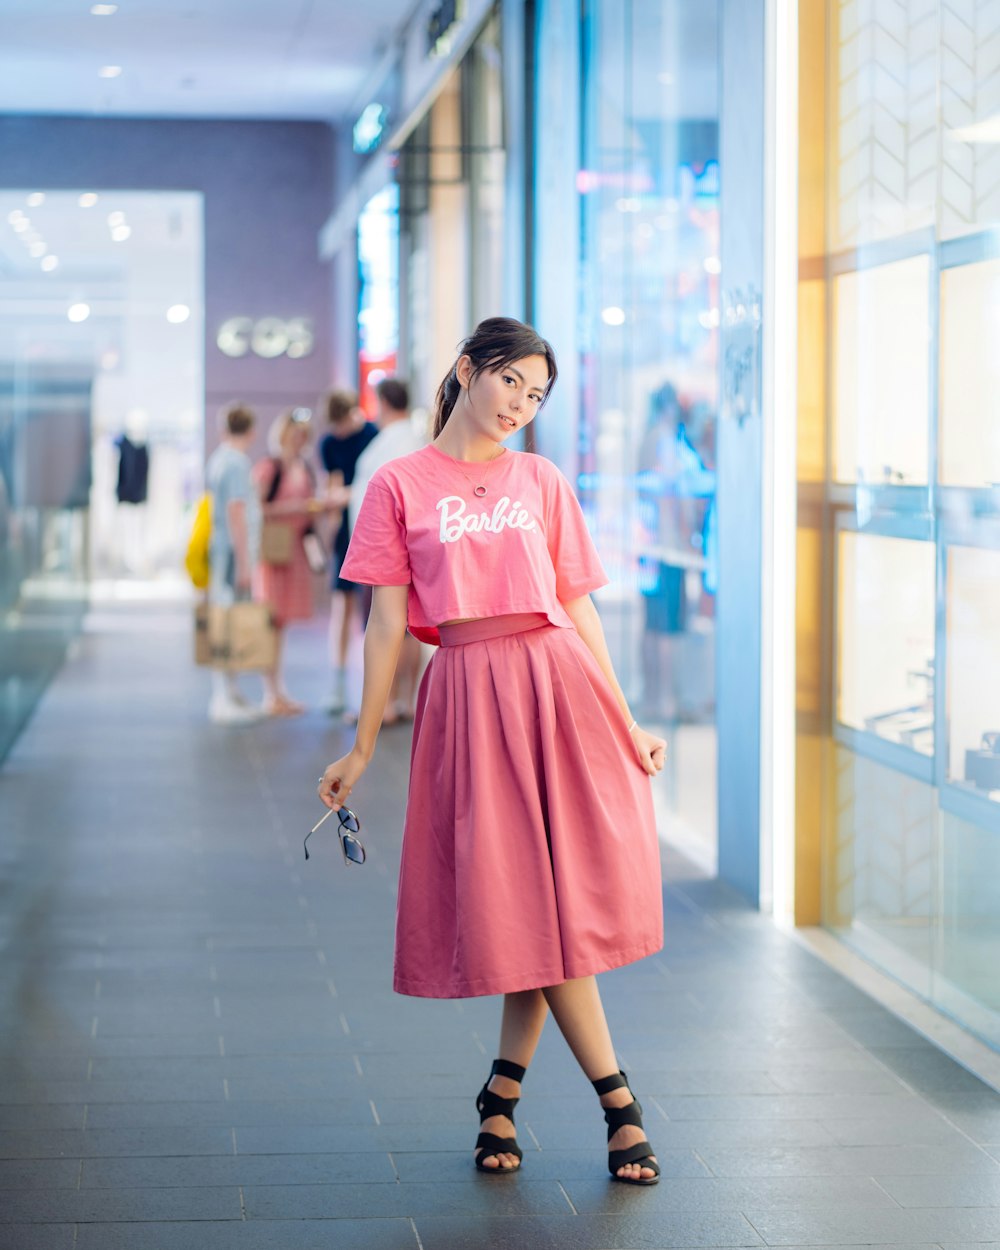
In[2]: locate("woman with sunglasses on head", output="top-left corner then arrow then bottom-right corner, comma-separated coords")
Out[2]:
317,317 -> 666,1185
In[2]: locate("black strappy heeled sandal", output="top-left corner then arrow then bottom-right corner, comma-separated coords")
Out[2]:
592,1070 -> 661,1186
474,1058 -> 526,1174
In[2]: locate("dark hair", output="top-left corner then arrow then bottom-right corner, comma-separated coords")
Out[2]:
322,389 -> 358,425
222,401 -> 255,437
376,377 -> 409,413
432,317 -> 558,438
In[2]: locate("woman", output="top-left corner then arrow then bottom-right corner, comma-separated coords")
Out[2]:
317,390 -> 378,714
318,318 -> 666,1184
253,409 -> 334,715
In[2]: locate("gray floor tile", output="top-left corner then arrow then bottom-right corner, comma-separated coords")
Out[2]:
875,1171 -> 1000,1207
80,1151 -> 396,1188
243,1178 -> 573,1219
413,1212 -> 765,1249
696,1142 -> 1000,1177
561,1174 -> 898,1214
0,1229 -> 76,1250
0,1186 -> 242,1222
74,1218 -> 419,1249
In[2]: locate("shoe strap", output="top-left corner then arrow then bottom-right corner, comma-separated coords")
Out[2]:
477,1083 -> 520,1121
602,1096 -> 644,1139
492,1058 -> 526,1083
608,1140 -> 660,1174
591,1068 -> 628,1097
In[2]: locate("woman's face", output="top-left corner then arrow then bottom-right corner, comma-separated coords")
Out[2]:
461,354 -> 550,443
283,422 -> 311,456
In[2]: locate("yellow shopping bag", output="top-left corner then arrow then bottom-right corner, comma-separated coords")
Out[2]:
184,494 -> 212,590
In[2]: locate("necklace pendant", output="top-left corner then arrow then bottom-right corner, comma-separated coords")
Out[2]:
474,485 -> 488,497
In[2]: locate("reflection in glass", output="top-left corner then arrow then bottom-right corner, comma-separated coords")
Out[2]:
836,531 -> 935,756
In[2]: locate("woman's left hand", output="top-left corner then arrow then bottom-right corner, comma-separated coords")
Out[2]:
631,724 -> 667,776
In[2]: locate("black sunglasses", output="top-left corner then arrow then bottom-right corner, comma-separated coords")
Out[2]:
304,804 -> 366,865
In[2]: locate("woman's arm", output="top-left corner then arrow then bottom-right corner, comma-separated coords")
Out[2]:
318,583 -> 409,809
562,593 -> 666,777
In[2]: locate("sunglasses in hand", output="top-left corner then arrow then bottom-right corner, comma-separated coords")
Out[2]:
304,804 -> 366,866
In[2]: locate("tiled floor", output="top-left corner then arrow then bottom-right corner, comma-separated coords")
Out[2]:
3,605 -> 1000,1249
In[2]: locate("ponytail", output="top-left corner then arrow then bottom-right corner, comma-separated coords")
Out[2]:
431,317 -> 559,440
432,366 -> 462,438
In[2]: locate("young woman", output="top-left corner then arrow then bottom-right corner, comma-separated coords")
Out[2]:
317,317 -> 666,1185
253,410 -> 336,715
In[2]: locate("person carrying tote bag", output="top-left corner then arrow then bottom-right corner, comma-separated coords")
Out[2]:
253,409 -> 337,716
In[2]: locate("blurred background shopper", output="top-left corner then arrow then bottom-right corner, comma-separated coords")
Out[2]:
206,402 -> 262,725
344,377 -> 424,723
253,408 -> 335,716
317,389 -> 378,714
318,319 -> 666,1184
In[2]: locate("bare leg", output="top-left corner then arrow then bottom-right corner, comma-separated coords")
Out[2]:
542,976 -> 658,1182
262,628 -> 304,715
476,989 -> 548,1171
337,592 -> 356,670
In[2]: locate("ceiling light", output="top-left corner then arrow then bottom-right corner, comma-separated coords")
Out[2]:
41,255 -> 59,272
67,303 -> 91,323
107,210 -> 126,227
28,242 -> 46,258
7,209 -> 25,224
601,306 -> 626,326
78,193 -> 98,207
703,256 -> 722,274
12,218 -> 29,233
111,224 -> 131,241
166,304 -> 191,324
91,3 -> 119,13
98,66 -> 123,78
26,193 -> 45,207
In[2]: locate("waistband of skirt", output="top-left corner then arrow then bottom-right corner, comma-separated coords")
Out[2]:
437,612 -> 551,647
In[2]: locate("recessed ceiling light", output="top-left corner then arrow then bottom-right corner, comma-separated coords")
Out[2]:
78,193 -> 99,207
7,209 -> 25,224
26,193 -> 45,207
28,242 -> 46,258
67,303 -> 91,323
98,65 -> 122,78
91,4 -> 119,14
107,210 -> 126,227
41,256 -> 59,272
601,306 -> 626,326
703,256 -> 722,275
12,219 -> 29,233
111,224 -> 131,242
166,304 -> 191,324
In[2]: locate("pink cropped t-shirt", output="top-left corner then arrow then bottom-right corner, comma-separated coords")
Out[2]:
340,444 -> 608,646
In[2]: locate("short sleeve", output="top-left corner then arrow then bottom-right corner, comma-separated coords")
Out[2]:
340,476 -> 411,585
544,467 -> 608,601
221,456 -> 253,503
319,434 -> 337,475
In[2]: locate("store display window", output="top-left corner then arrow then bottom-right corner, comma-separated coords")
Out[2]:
946,545 -> 1000,803
939,259 -> 1000,489
836,529 -> 935,757
832,256 -> 930,486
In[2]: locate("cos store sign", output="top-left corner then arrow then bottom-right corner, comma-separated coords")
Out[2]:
216,316 -> 315,360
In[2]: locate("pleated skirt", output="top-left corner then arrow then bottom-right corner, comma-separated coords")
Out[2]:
393,613 -> 664,999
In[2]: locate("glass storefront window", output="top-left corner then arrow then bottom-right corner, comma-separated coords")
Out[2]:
357,185 -> 400,416
800,0 -> 1000,1050
946,545 -> 1000,801
836,531 -> 935,757
832,256 -> 930,486
578,0 -> 720,867
939,259 -> 1000,488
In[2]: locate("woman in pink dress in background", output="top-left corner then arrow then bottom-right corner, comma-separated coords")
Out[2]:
254,410 -> 333,715
317,318 -> 666,1185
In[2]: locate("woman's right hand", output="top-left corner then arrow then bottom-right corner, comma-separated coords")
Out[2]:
318,749 -> 368,811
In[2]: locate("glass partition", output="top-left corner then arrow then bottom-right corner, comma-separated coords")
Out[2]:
939,259 -> 1000,489
836,531 -> 935,757
946,545 -> 1000,802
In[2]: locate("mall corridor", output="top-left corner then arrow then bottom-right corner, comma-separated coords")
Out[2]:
0,608 -> 999,1248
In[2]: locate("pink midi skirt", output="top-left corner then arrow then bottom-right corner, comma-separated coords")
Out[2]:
393,613 -> 664,998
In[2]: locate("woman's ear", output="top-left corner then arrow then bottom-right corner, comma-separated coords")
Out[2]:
455,354 -> 474,389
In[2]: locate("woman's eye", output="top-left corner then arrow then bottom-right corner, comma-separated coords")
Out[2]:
502,375 -> 515,385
